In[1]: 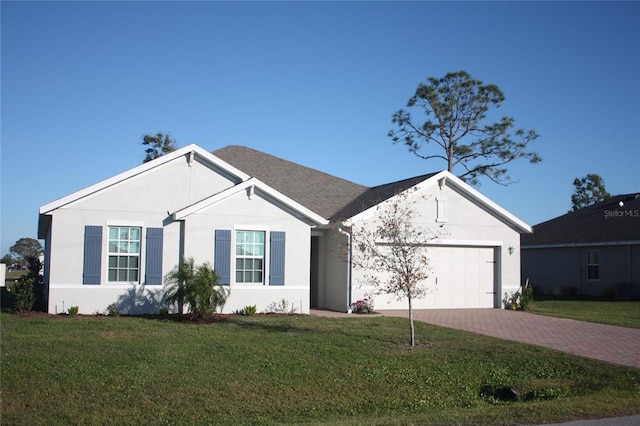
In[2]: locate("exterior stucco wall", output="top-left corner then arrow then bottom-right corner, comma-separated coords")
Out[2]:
180,189 -> 313,314
63,157 -> 234,214
522,244 -> 640,298
42,155 -> 315,315
336,182 -> 524,311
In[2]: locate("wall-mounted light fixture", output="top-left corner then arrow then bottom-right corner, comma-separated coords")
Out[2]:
508,246 -> 515,255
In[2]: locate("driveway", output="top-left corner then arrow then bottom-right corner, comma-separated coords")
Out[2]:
312,308 -> 640,368
382,309 -> 640,369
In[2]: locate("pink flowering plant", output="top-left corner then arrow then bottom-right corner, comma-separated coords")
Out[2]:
350,297 -> 374,314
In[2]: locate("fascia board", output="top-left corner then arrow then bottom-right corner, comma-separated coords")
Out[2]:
195,145 -> 250,182
442,171 -> 533,234
342,170 -> 532,234
173,178 -> 329,226
39,144 -> 250,214
343,172 -> 444,226
173,180 -> 254,220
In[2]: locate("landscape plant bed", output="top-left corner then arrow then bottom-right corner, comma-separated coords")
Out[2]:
2,313 -> 639,425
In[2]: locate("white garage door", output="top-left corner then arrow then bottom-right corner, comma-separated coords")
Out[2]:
428,246 -> 495,309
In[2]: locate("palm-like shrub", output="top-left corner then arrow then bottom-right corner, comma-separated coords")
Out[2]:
164,258 -> 195,314
164,258 -> 229,318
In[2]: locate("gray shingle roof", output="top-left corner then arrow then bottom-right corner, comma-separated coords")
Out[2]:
213,145 -> 440,223
521,193 -> 640,246
213,146 -> 368,220
330,173 -> 439,222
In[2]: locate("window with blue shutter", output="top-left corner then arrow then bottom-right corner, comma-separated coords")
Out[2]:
269,231 -> 286,286
214,230 -> 231,285
235,231 -> 265,284
145,228 -> 163,285
83,225 -> 102,285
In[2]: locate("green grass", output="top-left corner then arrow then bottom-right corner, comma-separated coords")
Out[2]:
529,300 -> 640,329
2,313 -> 639,425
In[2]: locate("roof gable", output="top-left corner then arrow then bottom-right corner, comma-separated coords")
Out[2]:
341,171 -> 532,234
39,144 -> 249,215
522,193 -> 640,246
172,177 -> 328,226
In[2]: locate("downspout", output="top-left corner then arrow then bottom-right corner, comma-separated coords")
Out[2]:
338,226 -> 352,312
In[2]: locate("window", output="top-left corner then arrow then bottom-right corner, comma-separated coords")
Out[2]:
235,230 -> 265,283
587,250 -> 599,280
108,226 -> 141,282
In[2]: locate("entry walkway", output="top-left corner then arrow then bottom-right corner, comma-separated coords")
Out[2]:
311,308 -> 640,368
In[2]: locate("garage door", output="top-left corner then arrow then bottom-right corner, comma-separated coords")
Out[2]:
427,246 -> 495,309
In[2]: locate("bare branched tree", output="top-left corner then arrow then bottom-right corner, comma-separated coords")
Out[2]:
349,187 -> 443,346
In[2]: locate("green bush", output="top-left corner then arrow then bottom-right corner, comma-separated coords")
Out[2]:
9,276 -> 35,312
67,306 -> 79,316
164,258 -> 230,318
519,284 -> 534,311
508,280 -> 534,311
243,305 -> 257,316
106,303 -> 120,316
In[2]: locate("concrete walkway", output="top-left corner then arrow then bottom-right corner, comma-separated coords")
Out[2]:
311,308 -> 640,368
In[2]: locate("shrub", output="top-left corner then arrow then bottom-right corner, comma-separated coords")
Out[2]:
507,280 -> 534,311
106,303 -> 120,316
164,258 -> 230,318
67,306 -> 79,316
158,307 -> 169,316
243,305 -> 257,316
350,297 -> 374,314
264,299 -> 296,314
9,276 -> 35,312
519,283 -> 534,311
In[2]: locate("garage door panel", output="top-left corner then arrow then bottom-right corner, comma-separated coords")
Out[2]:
431,246 -> 495,309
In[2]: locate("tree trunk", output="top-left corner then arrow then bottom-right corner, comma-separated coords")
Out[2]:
408,293 -> 415,347
447,146 -> 455,173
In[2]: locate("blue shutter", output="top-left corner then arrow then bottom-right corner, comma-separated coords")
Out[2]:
83,226 -> 102,285
269,231 -> 286,286
145,228 -> 163,285
214,230 -> 231,285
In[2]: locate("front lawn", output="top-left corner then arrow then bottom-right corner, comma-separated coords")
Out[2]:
2,313 -> 639,425
529,300 -> 640,329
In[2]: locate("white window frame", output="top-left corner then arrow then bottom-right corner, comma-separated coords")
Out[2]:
234,228 -> 266,285
107,225 -> 142,284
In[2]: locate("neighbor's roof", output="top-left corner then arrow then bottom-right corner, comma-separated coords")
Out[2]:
521,193 -> 640,246
213,145 -> 369,220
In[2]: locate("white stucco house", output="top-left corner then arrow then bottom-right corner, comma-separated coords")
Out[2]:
38,144 -> 532,315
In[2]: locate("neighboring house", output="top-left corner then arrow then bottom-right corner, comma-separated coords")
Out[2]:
38,144 -> 532,315
521,194 -> 640,299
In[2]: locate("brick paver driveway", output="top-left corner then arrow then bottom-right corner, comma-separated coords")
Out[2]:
381,309 -> 640,368
312,308 -> 640,368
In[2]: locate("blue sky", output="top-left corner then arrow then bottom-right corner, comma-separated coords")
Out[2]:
2,1 -> 639,256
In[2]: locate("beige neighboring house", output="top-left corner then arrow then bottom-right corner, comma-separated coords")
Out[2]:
38,144 -> 532,315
